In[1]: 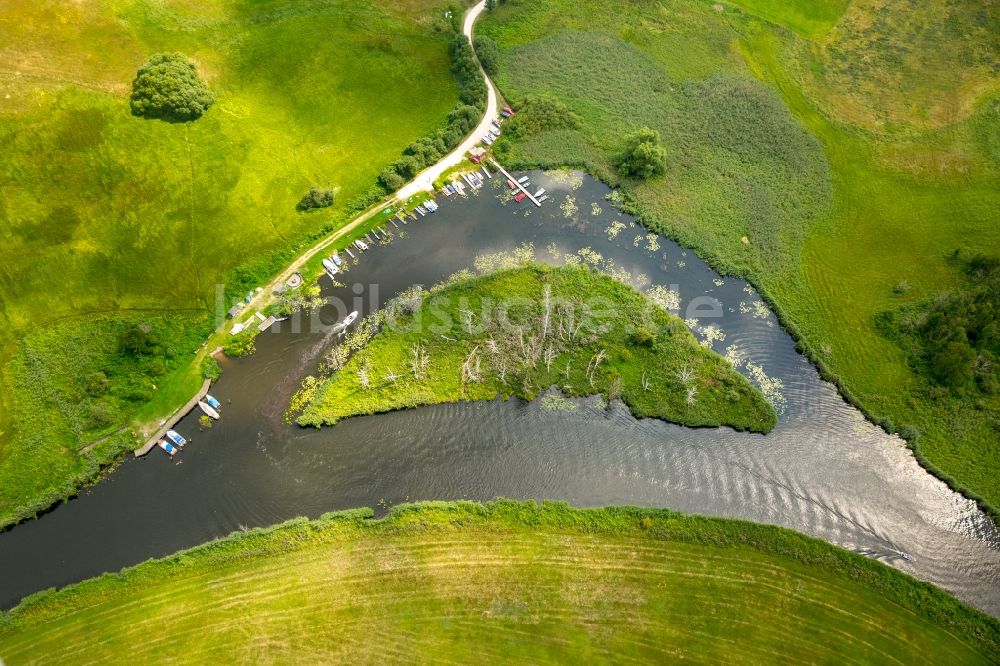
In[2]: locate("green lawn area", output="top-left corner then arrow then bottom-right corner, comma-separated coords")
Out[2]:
478,0 -> 1000,513
0,0 -> 462,526
297,264 -> 777,433
1,501 -> 997,663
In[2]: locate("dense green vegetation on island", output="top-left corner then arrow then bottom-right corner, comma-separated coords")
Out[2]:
479,0 -> 1000,514
0,0 -> 469,527
298,264 -> 776,432
1,500 -> 996,663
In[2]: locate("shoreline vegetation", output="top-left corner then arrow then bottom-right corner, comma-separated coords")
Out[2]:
0,0 -> 483,529
296,264 -> 777,433
1,500 -> 997,662
476,0 -> 1000,521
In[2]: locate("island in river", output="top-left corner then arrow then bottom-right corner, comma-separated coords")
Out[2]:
297,264 -> 777,433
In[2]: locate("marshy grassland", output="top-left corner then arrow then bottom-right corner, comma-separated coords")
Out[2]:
478,0 -> 1000,514
297,264 -> 777,433
0,0 -> 465,526
1,500 -> 997,663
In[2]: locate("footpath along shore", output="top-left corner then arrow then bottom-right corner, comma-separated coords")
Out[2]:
131,0 -> 500,455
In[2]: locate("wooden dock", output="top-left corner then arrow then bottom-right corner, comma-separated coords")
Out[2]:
134,377 -> 212,457
489,160 -> 541,207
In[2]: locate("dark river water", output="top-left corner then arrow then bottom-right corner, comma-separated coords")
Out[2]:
1,172 -> 998,615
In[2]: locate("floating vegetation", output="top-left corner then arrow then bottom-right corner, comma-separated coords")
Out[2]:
645,285 -> 681,311
745,361 -> 786,414
699,325 -> 726,348
633,234 -> 643,247
577,247 -> 603,265
743,284 -> 755,296
723,344 -> 746,368
684,317 -> 699,329
473,243 -> 536,274
713,278 -> 725,287
676,260 -> 686,268
752,300 -> 770,320
605,189 -> 624,207
645,234 -> 660,252
540,393 -> 578,412
591,202 -> 603,216
546,170 -> 583,190
560,195 -> 579,219
605,220 -> 625,239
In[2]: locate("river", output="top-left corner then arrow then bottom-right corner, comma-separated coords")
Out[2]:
1,171 -> 997,615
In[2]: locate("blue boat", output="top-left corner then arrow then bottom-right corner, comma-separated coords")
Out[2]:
331,253 -> 343,267
158,440 -> 178,457
205,394 -> 222,410
165,430 -> 187,447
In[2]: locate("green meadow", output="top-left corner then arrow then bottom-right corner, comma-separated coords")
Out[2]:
478,0 -> 1000,513
297,264 -> 777,432
2,501 -> 997,663
0,0 -> 463,526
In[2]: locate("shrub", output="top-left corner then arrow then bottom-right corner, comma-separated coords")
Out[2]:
118,323 -> 157,356
200,356 -> 221,381
474,36 -> 500,77
615,127 -> 666,179
630,326 -> 656,348
296,188 -> 334,212
130,53 -> 214,121
378,167 -> 407,191
503,95 -> 580,139
84,371 -> 110,397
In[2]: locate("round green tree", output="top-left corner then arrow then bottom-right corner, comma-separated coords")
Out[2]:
616,127 -> 667,179
130,53 -> 214,121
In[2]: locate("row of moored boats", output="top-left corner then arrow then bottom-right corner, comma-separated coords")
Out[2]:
158,394 -> 223,457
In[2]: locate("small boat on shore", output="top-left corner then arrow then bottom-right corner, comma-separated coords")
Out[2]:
158,440 -> 178,457
165,430 -> 186,448
331,253 -> 342,267
342,310 -> 358,327
416,206 -> 426,216
354,239 -> 368,251
205,394 -> 222,410
424,200 -> 438,212
322,258 -> 339,276
198,400 -> 220,420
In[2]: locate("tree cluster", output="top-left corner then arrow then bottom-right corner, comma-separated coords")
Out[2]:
880,253 -> 1000,393
130,53 -> 214,122
615,127 -> 667,179
473,36 -> 500,78
502,94 -> 580,140
296,187 -> 335,212
378,32 -> 488,191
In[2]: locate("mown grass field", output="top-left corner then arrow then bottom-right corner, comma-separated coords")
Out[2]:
298,264 -> 776,432
1,500 -> 997,664
0,0 -> 462,526
478,0 -> 1000,512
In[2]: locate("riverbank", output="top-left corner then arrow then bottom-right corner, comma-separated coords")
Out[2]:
476,0 -> 1000,519
297,264 -> 777,433
2,500 -> 996,663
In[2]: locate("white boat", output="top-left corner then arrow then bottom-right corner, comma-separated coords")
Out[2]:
517,176 -> 529,184
341,311 -> 358,327
424,200 -> 438,212
538,195 -> 549,203
534,188 -> 546,198
165,430 -> 186,447
322,258 -> 339,276
482,136 -> 494,145
354,239 -> 368,251
416,206 -> 426,216
331,253 -> 342,267
198,400 -> 220,420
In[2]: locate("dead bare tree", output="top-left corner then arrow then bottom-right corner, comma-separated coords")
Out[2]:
686,384 -> 698,405
586,349 -> 606,388
410,344 -> 429,380
641,370 -> 650,392
384,368 -> 401,383
677,364 -> 695,385
461,346 -> 481,386
357,366 -> 370,390
544,346 -> 557,373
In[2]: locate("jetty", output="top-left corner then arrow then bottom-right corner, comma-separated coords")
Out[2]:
490,160 -> 541,207
134,377 -> 212,456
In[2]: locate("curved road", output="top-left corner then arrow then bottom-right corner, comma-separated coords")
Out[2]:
396,0 -> 498,200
